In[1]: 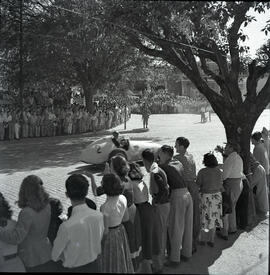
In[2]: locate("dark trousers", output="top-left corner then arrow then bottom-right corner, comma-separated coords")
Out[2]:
60,259 -> 99,273
25,260 -> 59,273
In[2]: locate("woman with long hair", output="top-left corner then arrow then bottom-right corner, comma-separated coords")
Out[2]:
0,175 -> 53,272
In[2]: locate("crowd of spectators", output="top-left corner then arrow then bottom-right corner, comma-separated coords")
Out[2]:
0,94 -> 132,141
0,130 -> 269,273
131,89 -> 211,114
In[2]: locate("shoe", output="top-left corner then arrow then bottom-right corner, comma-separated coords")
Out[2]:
207,241 -> 214,247
217,232 -> 228,241
180,255 -> 189,262
198,241 -> 206,246
164,260 -> 180,267
228,231 -> 237,235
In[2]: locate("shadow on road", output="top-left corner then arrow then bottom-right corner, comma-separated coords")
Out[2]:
0,131 -> 110,175
165,230 -> 244,274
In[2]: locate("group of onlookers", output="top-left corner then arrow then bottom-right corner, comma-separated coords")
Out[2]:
0,103 -> 131,141
132,90 -> 209,115
0,128 -> 269,273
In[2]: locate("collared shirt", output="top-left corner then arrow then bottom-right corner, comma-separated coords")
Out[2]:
159,159 -> 186,190
222,151 -> 243,180
52,204 -> 104,268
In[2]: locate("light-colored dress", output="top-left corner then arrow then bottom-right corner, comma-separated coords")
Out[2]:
100,195 -> 134,273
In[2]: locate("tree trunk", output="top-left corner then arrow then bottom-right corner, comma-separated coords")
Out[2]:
223,116 -> 256,175
83,84 -> 94,113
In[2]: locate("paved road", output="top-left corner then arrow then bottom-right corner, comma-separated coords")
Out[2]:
0,111 -> 269,274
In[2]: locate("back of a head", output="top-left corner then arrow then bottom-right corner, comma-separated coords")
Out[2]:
18,175 -> 49,212
102,173 -> 124,196
160,145 -> 174,158
251,131 -> 262,142
142,149 -> 155,163
111,155 -> 130,178
176,137 -> 190,149
203,153 -> 218,168
65,174 -> 89,201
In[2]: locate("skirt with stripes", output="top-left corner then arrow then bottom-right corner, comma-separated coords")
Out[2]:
100,224 -> 134,273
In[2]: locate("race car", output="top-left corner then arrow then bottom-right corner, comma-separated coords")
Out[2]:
80,136 -> 161,164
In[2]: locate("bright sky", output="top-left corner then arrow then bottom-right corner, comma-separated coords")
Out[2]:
241,9 -> 270,58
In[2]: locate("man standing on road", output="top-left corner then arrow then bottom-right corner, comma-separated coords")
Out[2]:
158,145 -> 193,267
141,103 -> 151,129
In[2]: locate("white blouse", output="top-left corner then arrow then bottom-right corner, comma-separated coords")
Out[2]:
100,195 -> 127,227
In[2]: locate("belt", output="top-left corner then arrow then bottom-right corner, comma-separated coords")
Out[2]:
4,253 -> 18,261
109,224 -> 120,229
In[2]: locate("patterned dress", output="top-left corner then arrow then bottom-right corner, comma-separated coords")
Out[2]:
196,167 -> 223,230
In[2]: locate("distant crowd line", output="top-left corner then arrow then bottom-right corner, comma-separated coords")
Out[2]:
0,103 -> 131,141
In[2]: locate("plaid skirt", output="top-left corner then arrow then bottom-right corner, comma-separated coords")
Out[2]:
200,192 -> 223,230
100,224 -> 134,273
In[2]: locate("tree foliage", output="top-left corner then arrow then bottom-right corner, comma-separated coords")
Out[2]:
102,0 -> 270,172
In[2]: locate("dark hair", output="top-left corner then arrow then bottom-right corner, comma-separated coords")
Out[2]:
128,162 -> 144,180
49,197 -> 63,218
203,153 -> 218,168
0,192 -> 13,220
176,137 -> 190,149
160,145 -> 174,158
108,148 -> 128,162
142,149 -> 155,163
65,174 -> 89,201
102,173 -> 124,196
18,175 -> 50,211
111,155 -> 130,179
251,131 -> 262,142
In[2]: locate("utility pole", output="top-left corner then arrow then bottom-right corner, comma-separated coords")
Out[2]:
124,102 -> 127,130
19,0 -> 23,111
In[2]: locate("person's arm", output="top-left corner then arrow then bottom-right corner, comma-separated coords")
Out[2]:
51,224 -> 68,262
222,156 -> 233,180
82,171 -> 104,196
0,208 -> 32,245
195,170 -> 202,191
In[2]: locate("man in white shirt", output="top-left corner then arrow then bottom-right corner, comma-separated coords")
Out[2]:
52,174 -> 104,272
218,142 -> 243,240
